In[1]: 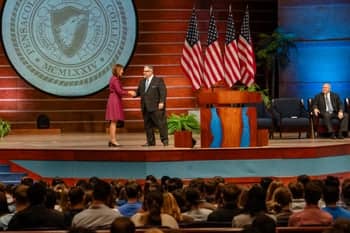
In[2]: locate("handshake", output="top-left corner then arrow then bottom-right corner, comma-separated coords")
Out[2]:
128,90 -> 136,97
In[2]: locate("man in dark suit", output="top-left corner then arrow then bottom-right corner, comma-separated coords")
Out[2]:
312,83 -> 348,139
132,65 -> 168,146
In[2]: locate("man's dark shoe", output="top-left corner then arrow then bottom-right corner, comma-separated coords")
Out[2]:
330,133 -> 337,139
142,143 -> 155,147
162,140 -> 169,146
192,138 -> 197,147
337,134 -> 344,139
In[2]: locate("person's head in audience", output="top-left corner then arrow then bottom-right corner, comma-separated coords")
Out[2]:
323,184 -> 340,206
288,181 -> 304,199
260,177 -> 273,195
161,191 -> 182,222
213,176 -> 225,185
125,181 -> 142,202
44,188 -> 57,209
92,179 -> 112,205
51,177 -> 65,187
68,186 -> 85,209
110,217 -> 135,233
88,176 -> 100,188
238,186 -> 249,209
27,182 -> 47,205
243,184 -> 267,216
160,176 -> 170,192
167,178 -> 183,192
146,175 -> 158,183
222,183 -> 241,207
341,179 -> 350,207
21,176 -> 34,186
75,179 -> 91,191
324,176 -> 340,188
251,213 -> 276,233
142,190 -> 164,226
304,180 -> 323,205
171,188 -> 187,212
271,186 -> 292,213
188,178 -> 205,196
265,180 -> 284,204
204,180 -> 217,203
185,187 -> 201,209
144,176 -> 159,195
297,174 -> 311,187
13,184 -> 30,212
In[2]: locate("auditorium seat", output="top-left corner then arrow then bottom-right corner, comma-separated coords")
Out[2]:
271,98 -> 310,138
276,226 -> 331,233
256,102 -> 275,139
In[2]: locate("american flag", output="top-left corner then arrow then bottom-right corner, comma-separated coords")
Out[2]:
237,6 -> 256,86
223,6 -> 241,88
180,8 -> 203,90
203,9 -> 223,89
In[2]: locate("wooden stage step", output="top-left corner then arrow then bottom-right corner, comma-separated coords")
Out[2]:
10,128 -> 61,135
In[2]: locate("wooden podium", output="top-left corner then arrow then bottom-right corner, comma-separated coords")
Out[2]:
197,89 -> 262,148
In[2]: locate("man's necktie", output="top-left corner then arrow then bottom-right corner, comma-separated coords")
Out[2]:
145,79 -> 150,91
325,95 -> 333,113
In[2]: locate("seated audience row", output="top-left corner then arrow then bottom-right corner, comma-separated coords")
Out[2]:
0,174 -> 350,231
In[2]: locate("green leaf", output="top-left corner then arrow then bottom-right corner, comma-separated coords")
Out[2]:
167,113 -> 200,135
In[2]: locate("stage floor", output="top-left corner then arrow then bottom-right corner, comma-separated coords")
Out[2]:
1,132 -> 350,182
0,132 -> 349,150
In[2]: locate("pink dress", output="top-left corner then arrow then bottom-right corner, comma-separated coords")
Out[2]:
105,76 -> 128,121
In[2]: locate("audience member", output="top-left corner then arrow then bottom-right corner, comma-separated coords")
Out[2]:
265,180 -> 284,213
64,186 -> 86,227
341,179 -> 350,210
72,179 -> 122,230
288,180 -> 333,226
110,217 -> 135,233
270,186 -> 293,226
182,187 -> 213,222
207,183 -> 242,222
131,190 -> 178,229
0,184 -> 29,230
322,177 -> 350,220
118,181 -> 142,217
7,182 -> 65,230
232,184 -> 276,227
252,213 -> 276,233
161,191 -> 184,223
297,174 -> 311,187
288,181 -> 306,212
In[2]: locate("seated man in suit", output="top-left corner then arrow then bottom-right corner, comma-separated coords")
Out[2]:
312,83 -> 348,139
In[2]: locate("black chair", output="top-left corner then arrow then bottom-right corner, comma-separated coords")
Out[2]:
271,98 -> 310,138
256,102 -> 275,139
308,98 -> 346,138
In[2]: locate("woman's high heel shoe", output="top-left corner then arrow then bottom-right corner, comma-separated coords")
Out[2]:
108,141 -> 120,147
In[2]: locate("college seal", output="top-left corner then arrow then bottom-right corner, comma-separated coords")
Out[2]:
2,0 -> 137,96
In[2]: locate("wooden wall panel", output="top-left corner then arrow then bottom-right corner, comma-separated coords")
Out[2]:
0,0 -> 277,132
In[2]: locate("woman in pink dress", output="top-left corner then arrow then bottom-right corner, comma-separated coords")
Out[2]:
105,64 -> 130,147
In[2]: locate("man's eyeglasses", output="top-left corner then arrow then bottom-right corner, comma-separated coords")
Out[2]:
143,70 -> 152,72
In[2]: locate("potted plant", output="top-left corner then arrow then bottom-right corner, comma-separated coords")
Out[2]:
167,113 -> 200,148
0,119 -> 11,139
239,83 -> 271,108
255,27 -> 296,98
